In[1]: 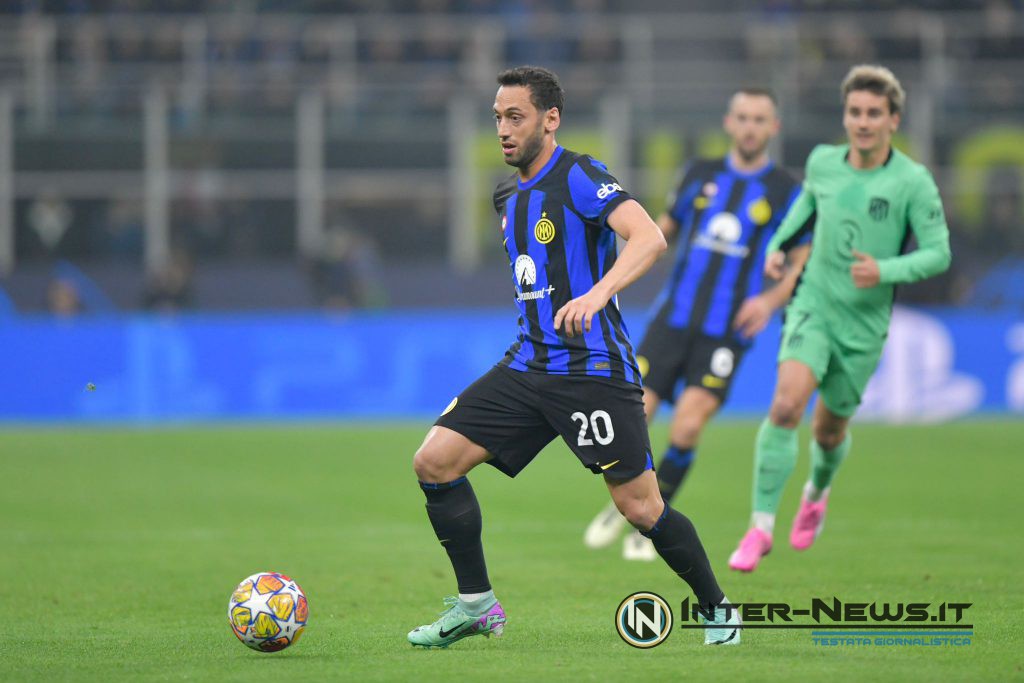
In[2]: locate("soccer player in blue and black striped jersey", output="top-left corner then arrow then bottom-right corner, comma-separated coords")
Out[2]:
408,66 -> 740,648
583,88 -> 812,561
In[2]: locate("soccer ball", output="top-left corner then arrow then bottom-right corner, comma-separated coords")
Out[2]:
228,572 -> 308,652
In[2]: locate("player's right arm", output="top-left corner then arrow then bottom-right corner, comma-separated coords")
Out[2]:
765,187 -> 815,278
765,148 -> 824,277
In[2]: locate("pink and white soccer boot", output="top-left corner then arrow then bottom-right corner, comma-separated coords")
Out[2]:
728,528 -> 772,572
790,489 -> 828,550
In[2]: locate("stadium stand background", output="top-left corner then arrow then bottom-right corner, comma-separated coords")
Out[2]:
0,0 -> 1021,313
0,2 -> 1022,422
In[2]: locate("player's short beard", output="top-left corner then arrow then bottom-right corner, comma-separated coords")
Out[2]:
736,139 -> 768,163
507,122 -> 546,170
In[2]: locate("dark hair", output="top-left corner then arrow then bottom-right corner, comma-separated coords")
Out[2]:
734,86 -> 778,106
497,66 -> 564,114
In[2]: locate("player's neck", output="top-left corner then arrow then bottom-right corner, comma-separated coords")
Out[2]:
728,149 -> 770,174
849,144 -> 891,170
518,139 -> 558,183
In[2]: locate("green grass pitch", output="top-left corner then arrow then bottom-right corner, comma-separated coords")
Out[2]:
1,421 -> 1021,681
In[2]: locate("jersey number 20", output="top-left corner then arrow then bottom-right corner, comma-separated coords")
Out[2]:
571,410 -> 615,446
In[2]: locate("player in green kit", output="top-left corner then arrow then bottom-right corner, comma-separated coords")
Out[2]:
728,65 -> 952,572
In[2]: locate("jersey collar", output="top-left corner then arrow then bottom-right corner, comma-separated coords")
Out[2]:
725,153 -> 774,178
843,145 -> 895,171
518,145 -> 564,190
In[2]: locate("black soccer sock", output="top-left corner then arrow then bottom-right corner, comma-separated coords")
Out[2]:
640,505 -> 724,608
655,445 -> 695,503
420,477 -> 491,594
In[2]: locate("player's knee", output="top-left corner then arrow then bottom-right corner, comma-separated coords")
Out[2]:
669,416 -> 704,448
813,424 -> 846,451
769,395 -> 803,428
616,495 -> 664,531
413,444 -> 451,483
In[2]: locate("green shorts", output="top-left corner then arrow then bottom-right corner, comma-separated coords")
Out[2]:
777,305 -> 884,418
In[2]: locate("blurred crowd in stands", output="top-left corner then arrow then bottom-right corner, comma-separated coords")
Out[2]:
3,0 -> 1020,121
0,0 -> 1021,313
0,0 -> 1011,14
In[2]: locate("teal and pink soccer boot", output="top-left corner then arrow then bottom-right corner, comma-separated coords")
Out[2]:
701,602 -> 742,645
408,596 -> 506,648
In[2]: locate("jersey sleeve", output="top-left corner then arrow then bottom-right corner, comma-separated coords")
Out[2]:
775,184 -> 814,251
664,162 -> 701,224
876,168 -> 952,284
767,186 -> 816,254
567,156 -> 632,225
492,174 -> 517,217
766,149 -> 822,254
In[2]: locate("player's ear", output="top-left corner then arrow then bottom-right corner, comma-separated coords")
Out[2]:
890,112 -> 901,132
545,107 -> 561,133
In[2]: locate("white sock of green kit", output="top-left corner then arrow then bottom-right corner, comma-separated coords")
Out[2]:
752,512 -> 775,535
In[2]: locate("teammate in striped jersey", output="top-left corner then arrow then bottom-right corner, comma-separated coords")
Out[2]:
408,66 -> 740,648
584,88 -> 811,561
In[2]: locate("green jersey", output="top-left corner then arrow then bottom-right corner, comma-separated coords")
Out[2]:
768,144 -> 951,348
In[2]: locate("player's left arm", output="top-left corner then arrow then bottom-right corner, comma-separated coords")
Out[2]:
852,170 -> 952,288
554,199 -> 667,337
655,161 -> 700,244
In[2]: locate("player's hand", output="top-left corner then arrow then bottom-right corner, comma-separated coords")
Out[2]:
554,289 -> 609,337
733,294 -> 774,339
851,250 -> 881,288
764,250 -> 786,279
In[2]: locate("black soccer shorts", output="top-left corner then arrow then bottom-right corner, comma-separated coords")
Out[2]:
435,365 -> 653,480
636,324 -> 748,403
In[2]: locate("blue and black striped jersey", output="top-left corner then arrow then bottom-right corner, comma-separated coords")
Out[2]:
493,145 -> 641,385
649,157 -> 809,344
